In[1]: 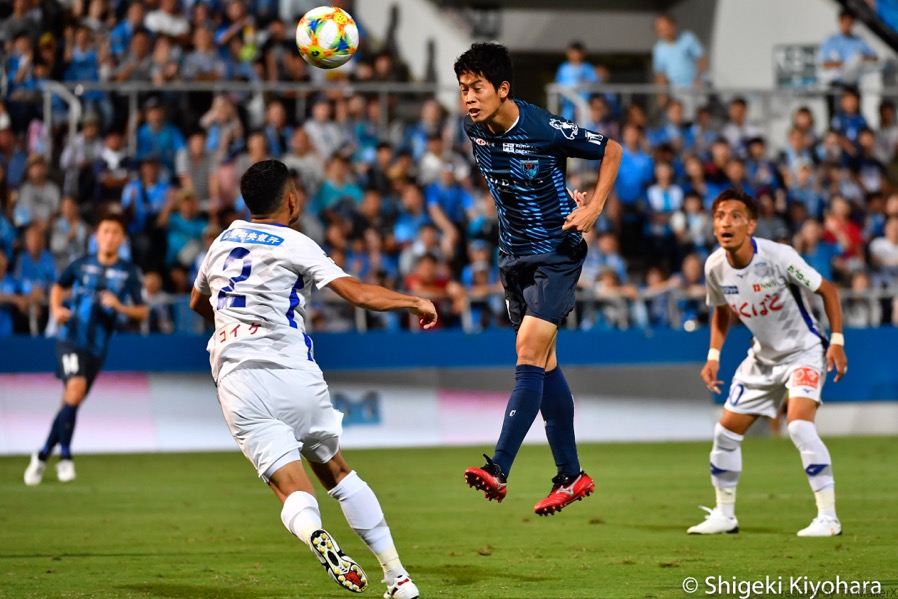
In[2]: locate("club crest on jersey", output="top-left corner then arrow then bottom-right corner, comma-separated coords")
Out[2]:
754,261 -> 771,278
549,119 -> 578,140
520,158 -> 540,180
473,137 -> 488,146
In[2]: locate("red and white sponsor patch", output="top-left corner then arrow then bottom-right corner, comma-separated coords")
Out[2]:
791,367 -> 820,389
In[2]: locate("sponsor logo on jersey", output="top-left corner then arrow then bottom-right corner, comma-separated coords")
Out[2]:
221,228 -> 284,246
791,367 -> 820,389
520,158 -> 540,180
549,118 -> 579,140
473,137 -> 489,146
730,293 -> 784,318
721,285 -> 739,295
585,131 -> 604,146
752,280 -> 778,292
502,142 -> 533,154
787,263 -> 813,287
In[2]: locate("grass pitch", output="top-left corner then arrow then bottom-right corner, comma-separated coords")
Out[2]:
1,438 -> 896,599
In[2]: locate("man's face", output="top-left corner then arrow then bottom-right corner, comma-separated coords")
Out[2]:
458,72 -> 507,125
96,220 -> 125,256
839,14 -> 854,35
655,16 -> 675,40
713,200 -> 757,251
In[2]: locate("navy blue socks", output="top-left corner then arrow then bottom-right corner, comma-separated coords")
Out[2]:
541,367 -> 581,477
492,365 -> 546,477
58,405 -> 79,460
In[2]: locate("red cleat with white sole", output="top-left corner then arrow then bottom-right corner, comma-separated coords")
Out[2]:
464,454 -> 507,502
534,471 -> 595,516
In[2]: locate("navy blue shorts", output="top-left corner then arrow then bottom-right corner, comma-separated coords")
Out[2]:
498,240 -> 587,331
55,342 -> 103,391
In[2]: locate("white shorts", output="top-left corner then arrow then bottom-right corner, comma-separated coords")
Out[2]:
216,367 -> 343,482
724,347 -> 827,419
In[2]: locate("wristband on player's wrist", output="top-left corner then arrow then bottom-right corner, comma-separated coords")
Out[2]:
707,348 -> 720,362
830,332 -> 845,346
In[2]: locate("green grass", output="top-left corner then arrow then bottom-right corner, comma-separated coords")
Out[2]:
2,438 -> 897,598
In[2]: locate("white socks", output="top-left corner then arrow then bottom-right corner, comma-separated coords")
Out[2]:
280,491 -> 322,546
710,423 -> 743,516
329,470 -> 405,580
788,420 -> 837,518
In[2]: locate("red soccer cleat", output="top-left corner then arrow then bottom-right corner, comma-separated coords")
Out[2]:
464,454 -> 507,502
534,471 -> 595,516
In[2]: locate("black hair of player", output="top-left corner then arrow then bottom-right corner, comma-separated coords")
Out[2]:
711,189 -> 759,221
454,42 -> 514,97
240,159 -> 291,216
97,212 -> 128,233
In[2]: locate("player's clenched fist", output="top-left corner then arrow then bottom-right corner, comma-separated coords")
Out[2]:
826,344 -> 848,382
52,306 -> 72,325
410,298 -> 438,329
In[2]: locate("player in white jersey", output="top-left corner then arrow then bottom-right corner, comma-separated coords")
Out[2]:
687,190 -> 848,537
190,160 -> 437,598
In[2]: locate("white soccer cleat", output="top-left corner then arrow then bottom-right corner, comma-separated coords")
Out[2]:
384,574 -> 419,599
308,529 -> 368,593
24,453 -> 47,486
56,459 -> 76,483
687,506 -> 739,534
797,515 -> 841,537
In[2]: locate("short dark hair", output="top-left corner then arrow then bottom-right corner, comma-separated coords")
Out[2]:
711,189 -> 759,220
454,42 -> 514,98
240,159 -> 292,216
97,212 -> 128,233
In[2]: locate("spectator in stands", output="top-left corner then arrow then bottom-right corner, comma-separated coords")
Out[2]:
614,123 -> 654,250
399,98 -> 444,161
49,196 -> 89,273
724,158 -> 753,197
145,0 -> 190,45
149,35 -> 181,88
875,100 -> 898,164
583,94 -> 619,141
113,28 -> 154,87
689,105 -> 718,158
787,160 -> 826,220
404,252 -> 459,330
81,0 -> 111,38
60,112 -> 103,199
0,166 -> 15,260
0,251 -> 31,337
425,161 -> 472,259
869,215 -> 898,284
200,95 -> 244,167
175,129 -> 216,209
313,154 -> 364,220
231,131 -> 270,191
262,100 -> 294,158
393,183 -> 429,250
283,128 -> 325,196
780,127 -> 816,181
670,190 -> 712,259
135,98 -> 186,177
182,26 -> 227,82
820,9 -> 877,117
0,0 -> 39,46
121,156 -> 171,271
645,160 -> 683,260
721,97 -> 762,157
64,25 -> 112,130
16,154 -> 61,231
652,13 -> 706,116
831,87 -> 868,147
754,191 -> 790,242
214,0 -> 255,52
158,188 -> 207,269
144,270 -> 175,334
794,218 -> 839,282
671,252 -> 706,327
109,1 -> 146,59
15,222 -> 56,298
93,129 -> 133,207
304,97 -> 348,161
5,32 -> 39,132
649,99 -> 691,152
745,137 -> 781,194
554,40 -> 598,122
843,270 -> 881,327
815,128 -> 849,168
579,230 -> 628,290
824,195 -> 865,279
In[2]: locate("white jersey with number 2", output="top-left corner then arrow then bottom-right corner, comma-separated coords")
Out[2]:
194,220 -> 349,382
705,237 -> 827,364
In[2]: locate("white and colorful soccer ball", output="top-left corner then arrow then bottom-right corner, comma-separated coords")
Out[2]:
295,6 -> 359,69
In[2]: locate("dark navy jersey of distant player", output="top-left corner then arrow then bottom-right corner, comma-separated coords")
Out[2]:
464,99 -> 608,256
56,255 -> 144,358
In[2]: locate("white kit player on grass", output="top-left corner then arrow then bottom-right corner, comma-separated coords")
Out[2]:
190,160 -> 437,598
689,189 -> 848,537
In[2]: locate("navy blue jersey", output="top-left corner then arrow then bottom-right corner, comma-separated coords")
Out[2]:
56,255 -> 144,358
465,100 -> 608,256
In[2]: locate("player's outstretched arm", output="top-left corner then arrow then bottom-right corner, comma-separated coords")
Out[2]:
327,276 -> 438,329
563,139 -> 623,233
701,305 -> 731,394
190,288 -> 215,322
815,279 -> 848,382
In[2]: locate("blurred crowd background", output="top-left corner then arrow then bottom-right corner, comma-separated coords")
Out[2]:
2,0 -> 898,337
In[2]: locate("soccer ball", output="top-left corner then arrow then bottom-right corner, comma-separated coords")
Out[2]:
295,6 -> 359,69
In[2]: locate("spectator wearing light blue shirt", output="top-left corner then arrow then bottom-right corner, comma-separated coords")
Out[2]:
652,14 -> 706,117
821,10 -> 877,118
554,41 -> 599,122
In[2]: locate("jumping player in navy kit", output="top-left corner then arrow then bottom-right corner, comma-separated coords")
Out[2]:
456,42 -> 623,515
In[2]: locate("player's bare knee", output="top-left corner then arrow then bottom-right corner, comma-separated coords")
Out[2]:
63,379 -> 88,406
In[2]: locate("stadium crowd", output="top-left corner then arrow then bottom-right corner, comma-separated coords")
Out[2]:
2,0 -> 898,336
